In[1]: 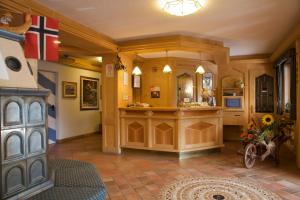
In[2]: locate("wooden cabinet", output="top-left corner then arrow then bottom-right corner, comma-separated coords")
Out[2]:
221,75 -> 247,127
223,111 -> 246,126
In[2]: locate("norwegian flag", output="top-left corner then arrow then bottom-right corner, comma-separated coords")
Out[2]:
24,15 -> 59,61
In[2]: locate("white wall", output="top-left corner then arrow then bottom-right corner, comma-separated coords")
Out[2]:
38,60 -> 101,140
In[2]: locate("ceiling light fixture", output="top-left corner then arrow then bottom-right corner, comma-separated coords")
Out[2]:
132,66 -> 142,75
196,52 -> 205,74
159,0 -> 206,16
53,40 -> 61,44
195,65 -> 205,74
132,54 -> 142,75
163,64 -> 172,73
163,50 -> 172,74
96,56 -> 102,63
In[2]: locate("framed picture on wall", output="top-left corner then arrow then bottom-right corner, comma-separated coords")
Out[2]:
133,75 -> 141,88
202,72 -> 213,90
150,86 -> 160,98
62,81 -> 77,98
80,76 -> 99,110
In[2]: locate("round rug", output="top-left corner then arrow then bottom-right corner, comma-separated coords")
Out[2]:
159,176 -> 281,200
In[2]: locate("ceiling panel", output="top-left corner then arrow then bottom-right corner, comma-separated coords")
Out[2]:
38,0 -> 300,56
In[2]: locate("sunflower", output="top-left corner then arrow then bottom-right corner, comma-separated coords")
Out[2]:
262,114 -> 274,126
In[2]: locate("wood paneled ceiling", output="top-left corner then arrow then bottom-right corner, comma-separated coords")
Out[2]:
37,0 -> 300,56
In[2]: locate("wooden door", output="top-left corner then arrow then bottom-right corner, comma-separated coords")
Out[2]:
255,74 -> 274,113
249,70 -> 275,121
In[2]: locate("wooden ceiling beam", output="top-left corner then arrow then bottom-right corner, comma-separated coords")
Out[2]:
59,45 -> 112,56
59,45 -> 97,56
58,57 -> 102,73
230,54 -> 271,64
118,35 -> 228,54
1,0 -> 118,52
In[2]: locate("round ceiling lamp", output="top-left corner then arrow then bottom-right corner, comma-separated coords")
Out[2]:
159,0 -> 206,16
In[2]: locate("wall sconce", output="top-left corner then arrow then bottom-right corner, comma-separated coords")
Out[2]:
195,65 -> 205,74
132,66 -> 142,75
96,56 -> 102,63
115,54 -> 127,71
163,64 -> 172,74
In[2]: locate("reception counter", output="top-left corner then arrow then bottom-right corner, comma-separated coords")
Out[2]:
119,107 -> 224,154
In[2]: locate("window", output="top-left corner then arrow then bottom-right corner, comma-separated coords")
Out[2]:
275,48 -> 296,120
283,63 -> 291,113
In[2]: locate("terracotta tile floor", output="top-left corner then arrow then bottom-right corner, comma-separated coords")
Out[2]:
49,134 -> 300,200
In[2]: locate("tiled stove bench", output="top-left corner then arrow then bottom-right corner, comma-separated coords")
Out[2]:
29,159 -> 107,200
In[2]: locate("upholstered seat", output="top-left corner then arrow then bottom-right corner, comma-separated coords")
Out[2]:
29,159 -> 107,200
54,167 -> 104,188
29,187 -> 107,200
49,159 -> 96,170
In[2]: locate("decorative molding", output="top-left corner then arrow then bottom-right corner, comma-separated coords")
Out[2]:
184,121 -> 217,147
230,54 -> 271,64
128,121 -> 145,144
154,123 -> 174,145
139,56 -> 216,64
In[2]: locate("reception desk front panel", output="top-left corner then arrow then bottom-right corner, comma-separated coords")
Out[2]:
120,107 -> 223,153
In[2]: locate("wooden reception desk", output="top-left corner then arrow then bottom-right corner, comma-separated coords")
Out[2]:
119,107 -> 223,153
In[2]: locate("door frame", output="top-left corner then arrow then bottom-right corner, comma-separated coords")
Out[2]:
38,69 -> 59,143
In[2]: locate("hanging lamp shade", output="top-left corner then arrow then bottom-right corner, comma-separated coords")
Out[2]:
132,66 -> 142,75
163,64 -> 172,73
163,50 -> 172,73
195,65 -> 205,74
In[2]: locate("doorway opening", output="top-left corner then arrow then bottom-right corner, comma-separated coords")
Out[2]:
38,70 -> 58,144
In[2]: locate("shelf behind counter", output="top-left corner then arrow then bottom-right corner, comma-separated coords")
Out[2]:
119,106 -> 224,154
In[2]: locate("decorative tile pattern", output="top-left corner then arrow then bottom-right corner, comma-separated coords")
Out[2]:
49,134 -> 300,200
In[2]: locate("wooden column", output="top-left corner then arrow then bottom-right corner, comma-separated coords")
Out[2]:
102,53 -> 133,153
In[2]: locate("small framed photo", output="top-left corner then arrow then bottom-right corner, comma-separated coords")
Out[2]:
80,76 -> 99,110
202,72 -> 213,90
62,81 -> 77,98
133,75 -> 141,88
150,86 -> 160,98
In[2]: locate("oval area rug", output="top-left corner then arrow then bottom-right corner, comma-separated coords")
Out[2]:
159,177 -> 281,200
